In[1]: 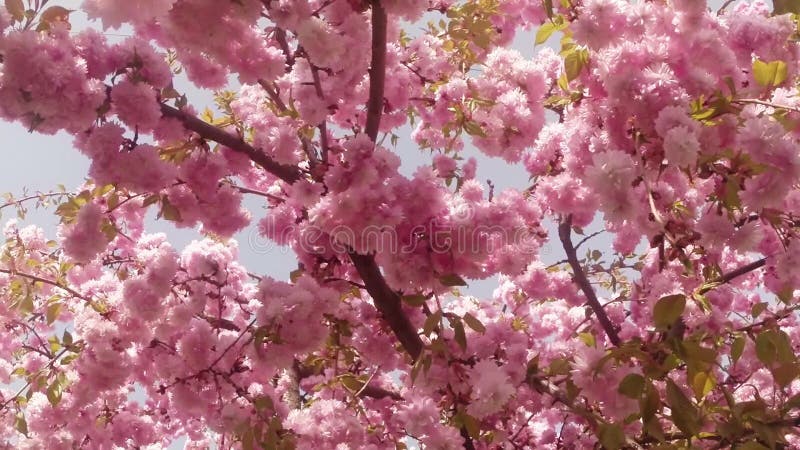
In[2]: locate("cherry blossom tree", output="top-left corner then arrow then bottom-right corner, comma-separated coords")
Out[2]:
2,0 -> 800,448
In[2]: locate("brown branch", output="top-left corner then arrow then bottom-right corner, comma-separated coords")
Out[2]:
160,103 -> 301,184
227,183 -> 285,203
733,99 -> 800,114
0,348 -> 69,412
295,360 -> 403,401
348,251 -> 424,360
0,268 -> 92,304
274,27 -> 295,69
284,361 -> 303,409
715,257 -> 767,285
365,0 -> 387,141
558,216 -> 621,346
358,383 -> 403,401
310,66 -> 331,163
717,0 -> 736,14
257,79 -> 289,111
698,257 -> 768,295
0,192 -> 68,212
341,0 -> 423,361
257,78 -> 320,166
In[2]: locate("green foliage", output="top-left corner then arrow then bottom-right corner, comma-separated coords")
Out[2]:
653,294 -> 686,330
752,59 -> 788,87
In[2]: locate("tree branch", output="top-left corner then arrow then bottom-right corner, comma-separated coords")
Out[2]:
358,383 -> 404,401
716,257 -> 767,285
160,103 -> 301,184
310,65 -> 331,163
558,216 -> 621,346
342,0 -> 424,361
698,257 -> 768,295
284,361 -> 303,409
733,99 -> 800,114
365,0 -> 387,141
0,268 -> 92,304
348,251 -> 424,360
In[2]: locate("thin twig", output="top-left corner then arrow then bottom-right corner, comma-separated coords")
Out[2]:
0,268 -> 92,304
0,192 -> 68,212
716,0 -> 736,14
574,230 -> 604,250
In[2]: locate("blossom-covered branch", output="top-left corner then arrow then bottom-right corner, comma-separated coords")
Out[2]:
160,103 -> 301,183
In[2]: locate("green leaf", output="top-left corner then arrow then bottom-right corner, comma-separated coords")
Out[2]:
253,395 -> 274,412
578,332 -> 595,347
643,418 -> 665,442
666,378 -> 701,437
60,353 -> 79,365
46,302 -> 62,325
691,371 -> 716,400
564,48 -> 587,82
62,330 -> 73,346
5,0 -> 24,22
752,59 -> 788,87
141,194 -> 160,207
722,177 -> 742,210
46,380 -> 62,406
751,302 -> 768,318
773,0 -> 800,15
462,313 -> 486,333
461,412 -> 480,439
289,268 -> 304,283
736,441 -> 770,450
14,412 -> 27,436
439,274 -> 467,287
598,423 -> 625,450
453,319 -> 467,351
463,120 -> 486,137
402,294 -> 428,307
159,197 -> 182,222
771,361 -> 800,387
240,426 -> 255,450
618,373 -> 646,399
339,374 -> 365,392
535,22 -> 558,45
557,73 -> 569,91
36,5 -> 71,31
653,294 -> 686,330
756,330 -> 779,365
731,335 -> 746,364
423,310 -> 442,336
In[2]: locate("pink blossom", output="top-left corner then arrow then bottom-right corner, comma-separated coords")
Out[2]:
111,79 -> 162,131
60,202 -> 109,263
